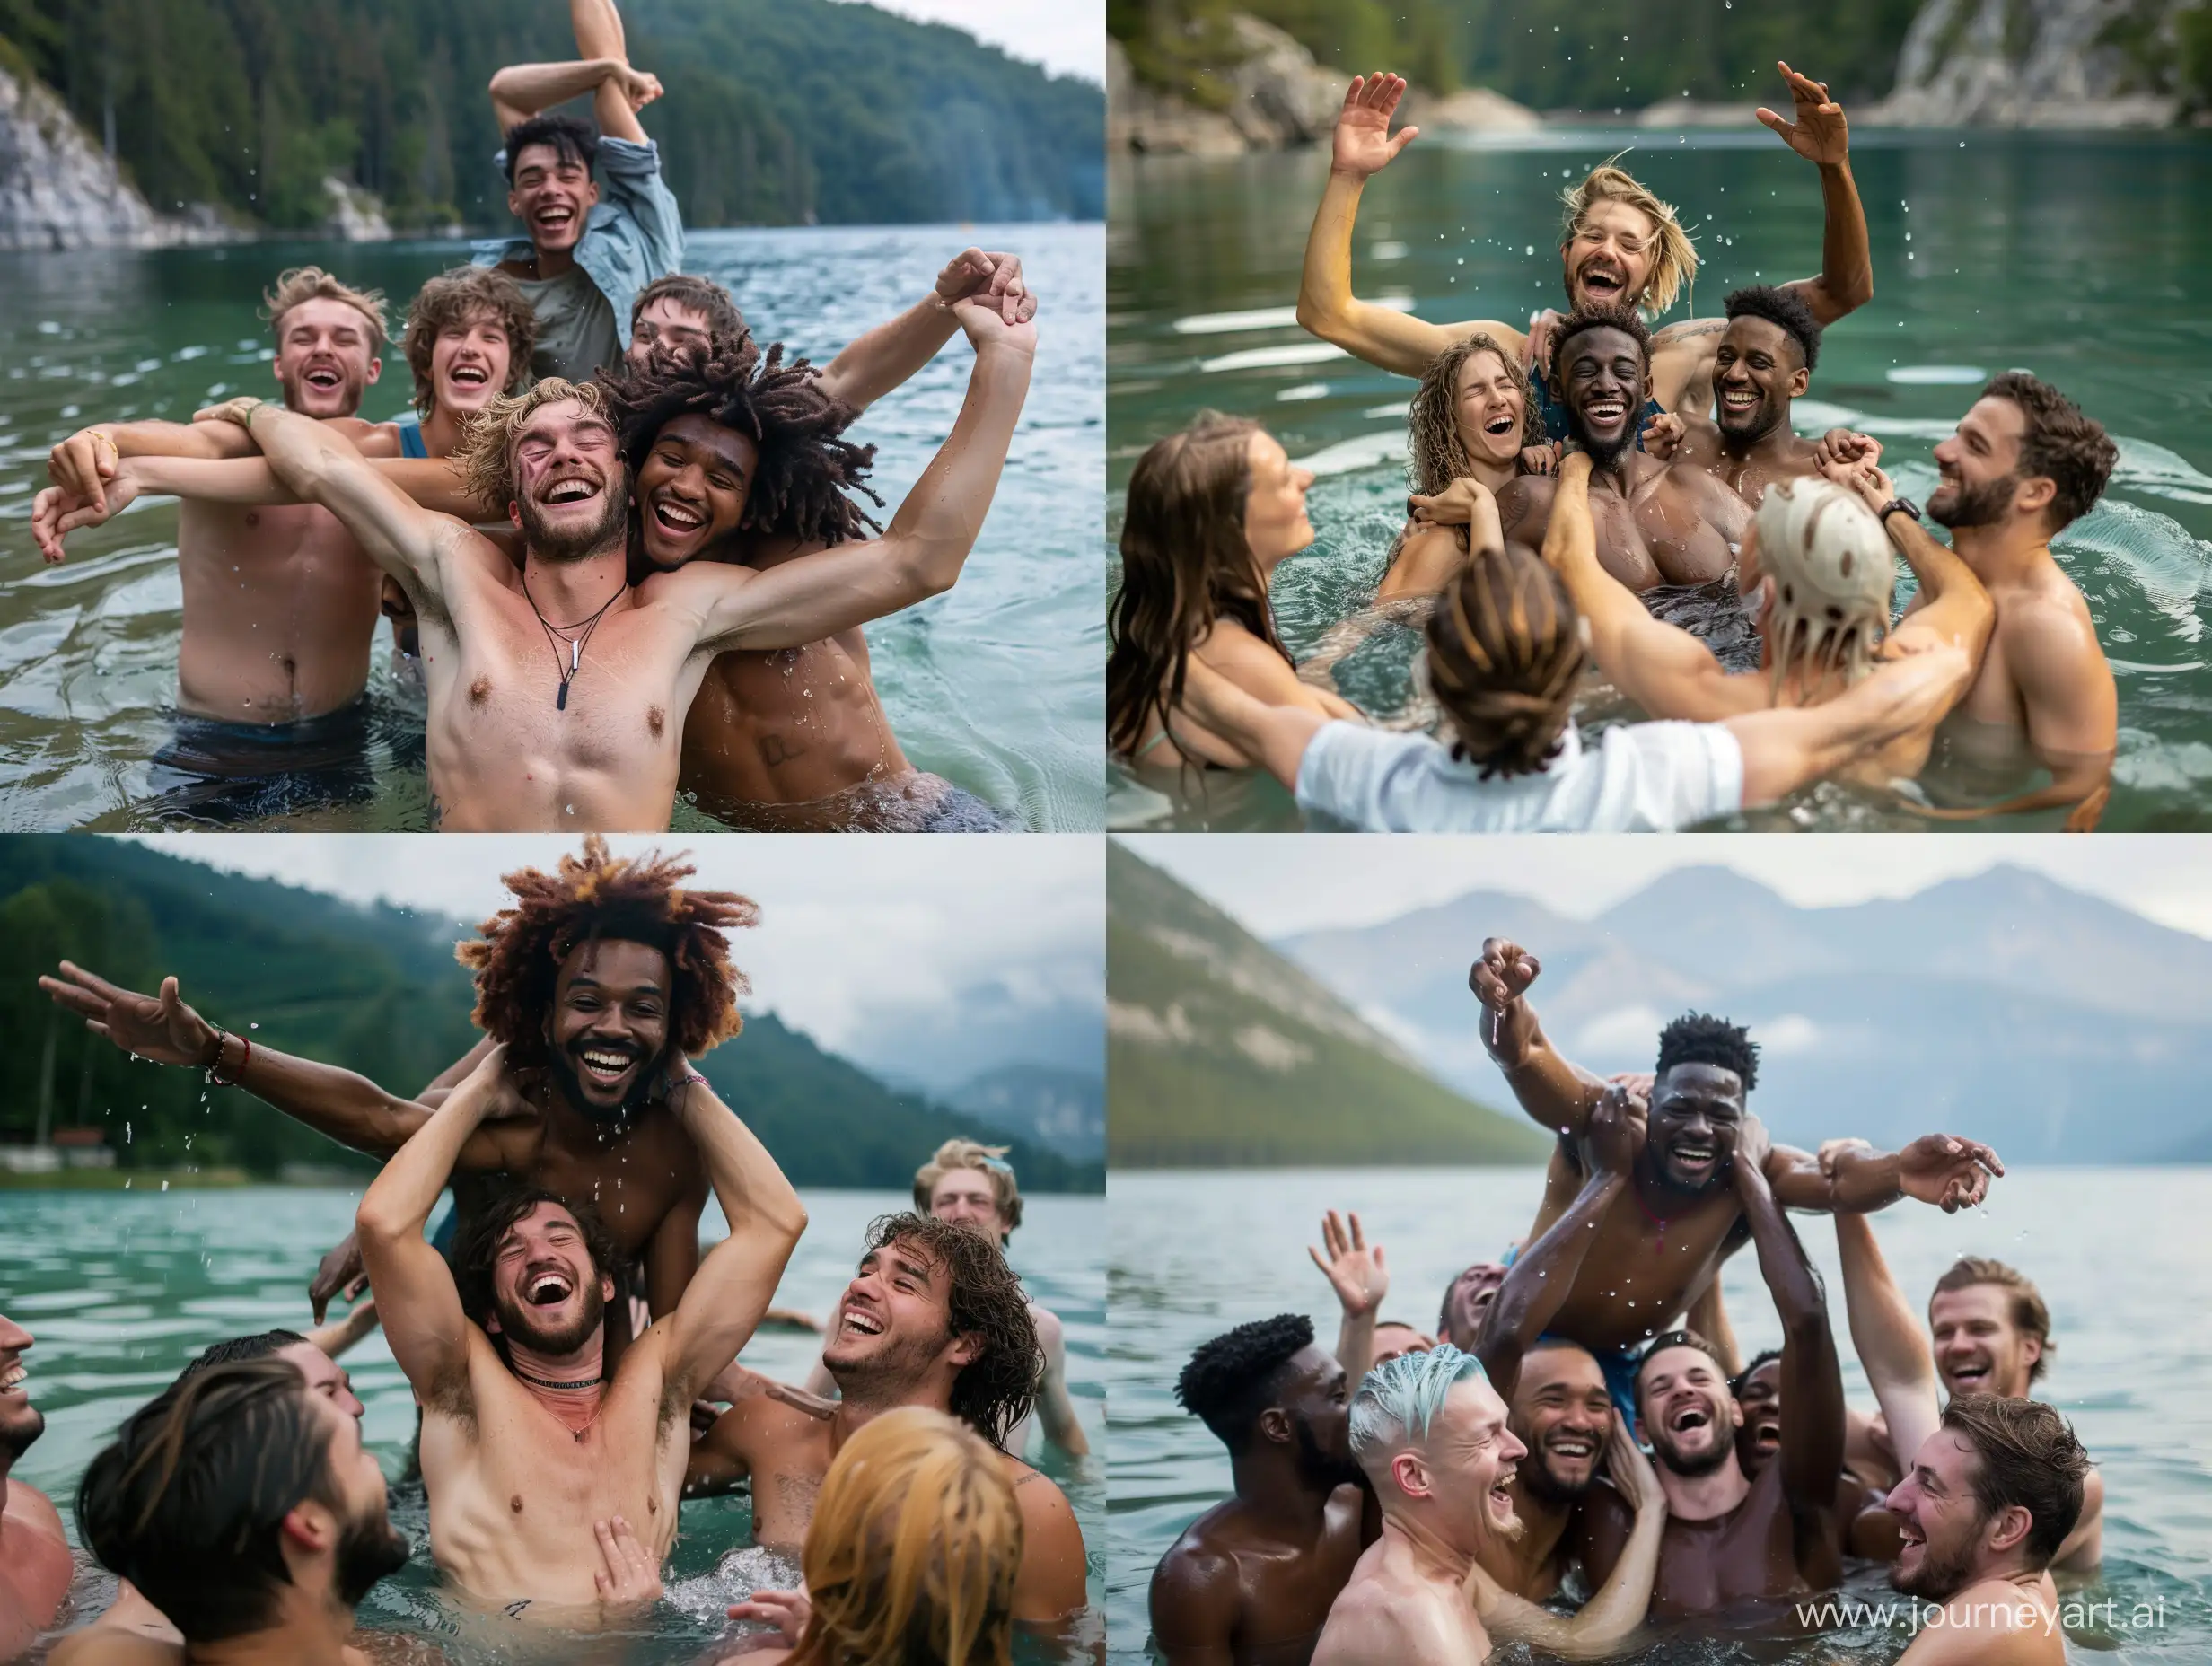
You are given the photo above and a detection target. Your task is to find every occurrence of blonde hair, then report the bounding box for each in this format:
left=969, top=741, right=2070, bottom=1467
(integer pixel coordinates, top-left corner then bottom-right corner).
left=914, top=1140, right=1023, bottom=1235
left=1754, top=477, right=1894, bottom=699
left=1559, top=162, right=1698, bottom=320
left=260, top=266, right=390, bottom=349
left=789, top=1407, right=1023, bottom=1666
left=450, top=377, right=613, bottom=513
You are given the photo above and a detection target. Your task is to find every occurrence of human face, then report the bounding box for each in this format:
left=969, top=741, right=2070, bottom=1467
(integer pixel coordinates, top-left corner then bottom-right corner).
left=1734, top=1358, right=1783, bottom=1476
left=630, top=297, right=716, bottom=363
left=1442, top=1264, right=1506, bottom=1351
left=308, top=1394, right=409, bottom=1607
left=1426, top=1376, right=1526, bottom=1540
left=508, top=142, right=600, bottom=257
left=633, top=414, right=759, bottom=571
left=0, top=1313, right=43, bottom=1461
left=1929, top=398, right=2032, bottom=530
left=1930, top=1285, right=2040, bottom=1400
left=1274, top=1344, right=1360, bottom=1487
left=1511, top=1345, right=1611, bottom=1502
left=1713, top=317, right=1806, bottom=444
left=546, top=937, right=674, bottom=1119
left=1456, top=350, right=1526, bottom=467
left=1371, top=1323, right=1435, bottom=1368
left=1242, top=432, right=1315, bottom=571
left=1637, top=1345, right=1741, bottom=1477
left=510, top=398, right=629, bottom=561
left=277, top=1340, right=364, bottom=1422
left=487, top=1200, right=612, bottom=1357
left=428, top=311, right=514, bottom=420
left=1559, top=327, right=1649, bottom=467
left=823, top=1239, right=970, bottom=1387
left=1648, top=1062, right=1744, bottom=1193
left=1887, top=1430, right=1994, bottom=1601
left=273, top=296, right=381, bottom=419
left=1561, top=199, right=1658, bottom=311
left=929, top=1169, right=1011, bottom=1245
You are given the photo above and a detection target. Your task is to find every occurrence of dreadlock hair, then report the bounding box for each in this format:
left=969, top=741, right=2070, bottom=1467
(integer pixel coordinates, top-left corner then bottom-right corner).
left=857, top=1214, right=1040, bottom=1451
left=1655, top=1012, right=1760, bottom=1091
left=1174, top=1313, right=1317, bottom=1454
left=1423, top=544, right=1588, bottom=778
left=597, top=340, right=882, bottom=548
left=1408, top=334, right=1540, bottom=495
left=1724, top=285, right=1822, bottom=374
left=458, top=835, right=756, bottom=1070
left=1549, top=303, right=1653, bottom=408
left=175, top=1331, right=308, bottom=1386
left=1732, top=1347, right=1784, bottom=1400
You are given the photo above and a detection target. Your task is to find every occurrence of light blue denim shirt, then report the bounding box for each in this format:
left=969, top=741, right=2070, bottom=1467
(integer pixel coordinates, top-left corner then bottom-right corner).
left=471, top=134, right=686, bottom=356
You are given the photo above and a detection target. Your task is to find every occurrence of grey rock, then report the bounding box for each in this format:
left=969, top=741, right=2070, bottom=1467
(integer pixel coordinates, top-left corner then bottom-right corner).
left=1865, top=0, right=2183, bottom=127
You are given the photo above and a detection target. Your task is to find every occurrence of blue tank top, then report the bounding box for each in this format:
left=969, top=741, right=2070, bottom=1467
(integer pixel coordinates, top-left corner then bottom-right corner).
left=392, top=412, right=428, bottom=459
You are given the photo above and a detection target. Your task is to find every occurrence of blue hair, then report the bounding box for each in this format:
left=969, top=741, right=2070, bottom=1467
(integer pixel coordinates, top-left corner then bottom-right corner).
left=1349, top=1344, right=1486, bottom=1460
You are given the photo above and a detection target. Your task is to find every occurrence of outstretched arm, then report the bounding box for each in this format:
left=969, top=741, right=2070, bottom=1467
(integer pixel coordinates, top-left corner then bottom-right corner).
left=1468, top=936, right=1608, bottom=1136
left=1172, top=654, right=1331, bottom=782
left=1831, top=1204, right=1941, bottom=1475
left=1767, top=1131, right=2003, bottom=1214
left=818, top=250, right=1032, bottom=414
left=1720, top=642, right=1978, bottom=806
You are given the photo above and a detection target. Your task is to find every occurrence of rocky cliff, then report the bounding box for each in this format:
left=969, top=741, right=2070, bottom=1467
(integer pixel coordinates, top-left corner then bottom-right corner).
left=1865, top=0, right=2188, bottom=126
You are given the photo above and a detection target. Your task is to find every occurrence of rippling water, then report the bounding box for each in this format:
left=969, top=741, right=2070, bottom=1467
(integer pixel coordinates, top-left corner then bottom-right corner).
left=1105, top=131, right=2212, bottom=830
left=1108, top=1167, right=2212, bottom=1663
left=2, top=1185, right=1104, bottom=1662
left=0, top=221, right=1105, bottom=831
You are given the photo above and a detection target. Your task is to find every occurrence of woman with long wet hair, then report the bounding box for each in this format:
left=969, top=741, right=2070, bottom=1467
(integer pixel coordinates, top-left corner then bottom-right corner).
left=1107, top=411, right=1359, bottom=768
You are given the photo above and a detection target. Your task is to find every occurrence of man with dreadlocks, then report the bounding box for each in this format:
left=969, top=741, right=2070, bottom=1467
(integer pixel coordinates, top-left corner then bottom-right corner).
left=686, top=1213, right=1089, bottom=1627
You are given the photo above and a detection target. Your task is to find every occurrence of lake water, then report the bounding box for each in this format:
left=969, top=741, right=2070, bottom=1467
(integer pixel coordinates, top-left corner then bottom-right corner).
left=1108, top=1167, right=2212, bottom=1663
left=2, top=1184, right=1105, bottom=1663
left=0, top=220, right=1105, bottom=831
left=1104, top=131, right=2212, bottom=831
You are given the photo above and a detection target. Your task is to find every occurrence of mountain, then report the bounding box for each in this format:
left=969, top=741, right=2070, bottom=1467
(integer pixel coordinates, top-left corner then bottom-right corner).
left=1867, top=0, right=2199, bottom=127
left=1272, top=864, right=2212, bottom=1163
left=1108, top=842, right=1550, bottom=1168
left=951, top=1064, right=1107, bottom=1162
left=0, top=837, right=1099, bottom=1192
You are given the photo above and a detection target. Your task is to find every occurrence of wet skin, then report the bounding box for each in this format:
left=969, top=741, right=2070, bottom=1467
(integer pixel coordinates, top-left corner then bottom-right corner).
left=1664, top=316, right=1829, bottom=508
left=1491, top=1343, right=1613, bottom=1601
left=0, top=1314, right=69, bottom=1656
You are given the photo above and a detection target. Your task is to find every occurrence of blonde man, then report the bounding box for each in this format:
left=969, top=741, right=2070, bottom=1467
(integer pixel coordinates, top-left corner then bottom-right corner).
left=1298, top=62, right=1872, bottom=434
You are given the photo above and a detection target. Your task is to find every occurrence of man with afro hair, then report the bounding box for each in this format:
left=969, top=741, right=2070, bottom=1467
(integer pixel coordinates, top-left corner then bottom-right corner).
left=1149, top=1313, right=1373, bottom=1665
left=1461, top=934, right=2004, bottom=1381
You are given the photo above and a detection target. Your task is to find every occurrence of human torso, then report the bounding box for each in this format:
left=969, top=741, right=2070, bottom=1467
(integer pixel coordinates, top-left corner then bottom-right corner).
left=680, top=633, right=914, bottom=820
left=1647, top=1467, right=1813, bottom=1619
left=1313, top=1537, right=1489, bottom=1666
left=504, top=263, right=620, bottom=385
left=1165, top=1486, right=1366, bottom=1666
left=466, top=1086, right=696, bottom=1260
left=1679, top=426, right=1822, bottom=510
left=1521, top=1160, right=1745, bottom=1354
left=0, top=1481, right=71, bottom=1647
left=1955, top=570, right=2107, bottom=739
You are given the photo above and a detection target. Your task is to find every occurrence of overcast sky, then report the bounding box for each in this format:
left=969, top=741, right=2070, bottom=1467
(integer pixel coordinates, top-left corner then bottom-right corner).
left=1119, top=836, right=2212, bottom=941
left=838, top=0, right=1102, bottom=83
left=130, top=835, right=1102, bottom=1060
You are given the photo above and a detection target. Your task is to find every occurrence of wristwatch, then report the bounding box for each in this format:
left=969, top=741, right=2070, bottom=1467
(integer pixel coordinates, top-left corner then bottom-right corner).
left=1877, top=495, right=1921, bottom=525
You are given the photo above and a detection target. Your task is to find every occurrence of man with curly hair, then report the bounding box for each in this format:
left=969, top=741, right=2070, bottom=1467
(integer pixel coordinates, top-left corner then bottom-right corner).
left=686, top=1213, right=1087, bottom=1626
left=1464, top=935, right=2006, bottom=1389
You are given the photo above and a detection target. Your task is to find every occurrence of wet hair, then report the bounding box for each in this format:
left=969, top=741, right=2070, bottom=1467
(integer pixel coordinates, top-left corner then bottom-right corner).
left=1560, top=162, right=1698, bottom=319
left=632, top=274, right=749, bottom=346
left=459, top=835, right=756, bottom=1070
left=790, top=1407, right=1022, bottom=1666
left=452, top=1186, right=620, bottom=1331
left=1732, top=1347, right=1784, bottom=1400
left=863, top=1214, right=1039, bottom=1450
left=261, top=266, right=389, bottom=350
left=1940, top=1392, right=2088, bottom=1565
left=400, top=267, right=537, bottom=416
left=1174, top=1312, right=1316, bottom=1454
left=176, top=1330, right=309, bottom=1385
left=1549, top=303, right=1653, bottom=404
left=1724, top=285, right=1822, bottom=374
left=75, top=1357, right=335, bottom=1643
left=1978, top=372, right=2118, bottom=531
left=1349, top=1345, right=1485, bottom=1460
left=1633, top=1328, right=1730, bottom=1410
left=1930, top=1258, right=2055, bottom=1386
left=503, top=112, right=599, bottom=182
left=1408, top=334, right=1540, bottom=495
left=1106, top=412, right=1291, bottom=759
left=597, top=340, right=883, bottom=547
left=913, top=1139, right=1023, bottom=1235
left=452, top=375, right=616, bottom=515
left=1655, top=1012, right=1759, bottom=1091
left=1424, top=545, right=1588, bottom=778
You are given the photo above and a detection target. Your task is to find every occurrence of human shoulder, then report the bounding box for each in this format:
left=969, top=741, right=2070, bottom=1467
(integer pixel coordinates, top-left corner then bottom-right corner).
left=1316, top=1574, right=1462, bottom=1663
left=331, top=416, right=405, bottom=459
left=1030, top=1301, right=1066, bottom=1349
left=4, top=1477, right=64, bottom=1543
left=1900, top=1583, right=2059, bottom=1663
left=1004, top=1452, right=1078, bottom=1526
left=1497, top=470, right=1558, bottom=533
left=44, top=1633, right=181, bottom=1666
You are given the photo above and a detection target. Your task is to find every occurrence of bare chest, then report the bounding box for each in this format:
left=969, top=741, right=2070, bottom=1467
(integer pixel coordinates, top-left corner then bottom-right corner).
left=680, top=635, right=900, bottom=803
left=1545, top=1184, right=1741, bottom=1349
left=1652, top=1486, right=1804, bottom=1617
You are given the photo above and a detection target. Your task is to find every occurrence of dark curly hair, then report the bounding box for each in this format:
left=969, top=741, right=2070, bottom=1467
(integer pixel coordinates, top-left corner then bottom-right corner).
left=1724, top=285, right=1822, bottom=374
left=503, top=112, right=597, bottom=181
left=597, top=339, right=883, bottom=549
left=458, top=835, right=756, bottom=1070
left=1549, top=303, right=1652, bottom=401
left=858, top=1213, right=1039, bottom=1451
left=452, top=1185, right=621, bottom=1332
left=1174, top=1312, right=1317, bottom=1454
left=175, top=1330, right=308, bottom=1386
left=401, top=266, right=537, bottom=416
left=1731, top=1346, right=1784, bottom=1400
left=1655, top=1012, right=1760, bottom=1091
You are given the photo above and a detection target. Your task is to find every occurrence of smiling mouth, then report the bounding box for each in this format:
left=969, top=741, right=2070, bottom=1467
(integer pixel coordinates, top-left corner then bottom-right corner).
left=450, top=364, right=488, bottom=388
left=1483, top=414, right=1516, bottom=436
left=1720, top=388, right=1761, bottom=412
left=841, top=1308, right=885, bottom=1338
left=543, top=477, right=601, bottom=507
left=1670, top=1406, right=1711, bottom=1435
left=303, top=365, right=343, bottom=391
left=575, top=1044, right=637, bottom=1085
left=527, top=1271, right=574, bottom=1307
left=1488, top=1469, right=1517, bottom=1510
left=1581, top=262, right=1627, bottom=296
left=1546, top=1434, right=1595, bottom=1464
left=1584, top=398, right=1628, bottom=427
left=650, top=494, right=707, bottom=536
left=0, top=1363, right=25, bottom=1393
left=1752, top=1423, right=1782, bottom=1451
left=1947, top=1361, right=1991, bottom=1388
left=535, top=204, right=578, bottom=232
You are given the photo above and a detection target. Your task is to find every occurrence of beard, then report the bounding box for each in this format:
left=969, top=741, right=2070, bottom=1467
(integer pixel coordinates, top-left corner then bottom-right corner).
left=1890, top=1523, right=1981, bottom=1602
left=0, top=1405, right=44, bottom=1461
left=827, top=1322, right=944, bottom=1401
left=492, top=1277, right=606, bottom=1356
left=1517, top=1438, right=1598, bottom=1504
left=1291, top=1415, right=1363, bottom=1490
left=1648, top=1421, right=1736, bottom=1478
left=545, top=1040, right=667, bottom=1127
left=1717, top=393, right=1783, bottom=446
left=334, top=1505, right=413, bottom=1607
left=517, top=477, right=631, bottom=564
left=1930, top=471, right=2017, bottom=530
left=278, top=364, right=367, bottom=416
left=1567, top=403, right=1637, bottom=471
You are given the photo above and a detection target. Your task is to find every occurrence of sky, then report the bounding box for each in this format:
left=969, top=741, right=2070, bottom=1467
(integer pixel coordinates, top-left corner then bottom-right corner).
left=1119, top=835, right=2212, bottom=941
left=837, top=0, right=1103, bottom=83
left=130, top=835, right=1102, bottom=1070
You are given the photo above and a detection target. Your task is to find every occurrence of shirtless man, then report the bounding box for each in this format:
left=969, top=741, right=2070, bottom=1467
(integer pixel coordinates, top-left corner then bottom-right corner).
left=1312, top=1346, right=1666, bottom=1666
left=0, top=1314, right=68, bottom=1663
left=1469, top=940, right=2003, bottom=1376
left=1149, top=1313, right=1368, bottom=1665
left=358, top=1046, right=803, bottom=1609
left=1884, top=1397, right=2086, bottom=1664
left=1298, top=63, right=1871, bottom=428
left=1579, top=1118, right=1852, bottom=1618
left=686, top=1213, right=1088, bottom=1626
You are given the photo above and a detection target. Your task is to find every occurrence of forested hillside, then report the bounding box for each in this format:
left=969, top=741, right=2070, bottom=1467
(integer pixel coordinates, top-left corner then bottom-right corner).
left=0, top=0, right=1102, bottom=232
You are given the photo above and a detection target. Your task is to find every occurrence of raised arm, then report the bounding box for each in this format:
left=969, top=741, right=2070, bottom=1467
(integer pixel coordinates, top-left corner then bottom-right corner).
left=1831, top=1206, right=1941, bottom=1472
left=818, top=250, right=1031, bottom=414
left=1296, top=75, right=1525, bottom=378
left=489, top=0, right=658, bottom=144
left=1733, top=1118, right=1845, bottom=1518
left=1468, top=936, right=1608, bottom=1136
left=1310, top=1210, right=1388, bottom=1382
left=1766, top=1131, right=2003, bottom=1214
left=653, top=1075, right=808, bottom=1403
left=1760, top=63, right=1873, bottom=324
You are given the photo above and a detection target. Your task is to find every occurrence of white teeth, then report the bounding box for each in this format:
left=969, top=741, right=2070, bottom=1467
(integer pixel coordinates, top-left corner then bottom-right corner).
left=843, top=1311, right=883, bottom=1336
left=0, top=1365, right=24, bottom=1391
left=655, top=500, right=704, bottom=528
